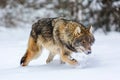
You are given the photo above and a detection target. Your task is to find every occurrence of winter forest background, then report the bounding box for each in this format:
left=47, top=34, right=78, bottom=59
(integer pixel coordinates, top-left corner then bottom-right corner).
left=0, top=0, right=120, bottom=33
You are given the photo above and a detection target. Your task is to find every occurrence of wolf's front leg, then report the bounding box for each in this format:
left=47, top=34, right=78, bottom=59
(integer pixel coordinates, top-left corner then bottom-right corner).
left=60, top=50, right=78, bottom=65
left=46, top=52, right=56, bottom=64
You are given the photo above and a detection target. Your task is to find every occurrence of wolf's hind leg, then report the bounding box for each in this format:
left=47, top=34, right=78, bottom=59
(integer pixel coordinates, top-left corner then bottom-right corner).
left=20, top=37, right=42, bottom=66
left=46, top=53, right=56, bottom=64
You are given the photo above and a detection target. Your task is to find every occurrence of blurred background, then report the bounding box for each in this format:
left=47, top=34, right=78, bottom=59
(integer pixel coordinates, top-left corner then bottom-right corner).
left=0, top=0, right=120, bottom=33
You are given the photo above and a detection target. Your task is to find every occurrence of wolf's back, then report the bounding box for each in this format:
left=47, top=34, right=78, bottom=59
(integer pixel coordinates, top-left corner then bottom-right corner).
left=30, top=18, right=55, bottom=40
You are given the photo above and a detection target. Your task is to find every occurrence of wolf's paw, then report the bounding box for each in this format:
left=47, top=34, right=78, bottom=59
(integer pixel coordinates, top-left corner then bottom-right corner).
left=70, top=59, right=78, bottom=65
left=46, top=59, right=52, bottom=64
left=60, top=60, right=65, bottom=64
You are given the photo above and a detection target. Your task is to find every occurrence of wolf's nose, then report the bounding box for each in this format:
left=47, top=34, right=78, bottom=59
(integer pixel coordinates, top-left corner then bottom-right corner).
left=87, top=50, right=91, bottom=55
left=84, top=50, right=92, bottom=55
left=88, top=51, right=91, bottom=54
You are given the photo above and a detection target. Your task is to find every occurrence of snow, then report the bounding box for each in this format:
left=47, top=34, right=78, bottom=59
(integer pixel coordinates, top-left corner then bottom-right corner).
left=0, top=27, right=120, bottom=80
left=113, top=1, right=120, bottom=7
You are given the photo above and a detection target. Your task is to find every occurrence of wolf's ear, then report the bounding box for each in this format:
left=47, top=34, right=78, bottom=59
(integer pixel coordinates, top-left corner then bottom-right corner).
left=52, top=17, right=63, bottom=26
left=88, top=25, right=93, bottom=33
left=74, top=27, right=81, bottom=34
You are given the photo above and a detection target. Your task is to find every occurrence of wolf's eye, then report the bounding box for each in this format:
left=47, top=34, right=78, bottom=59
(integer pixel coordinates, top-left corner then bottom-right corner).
left=82, top=40, right=85, bottom=44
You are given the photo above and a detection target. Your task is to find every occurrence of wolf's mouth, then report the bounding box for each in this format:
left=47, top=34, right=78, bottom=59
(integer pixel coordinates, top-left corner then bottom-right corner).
left=75, top=46, right=85, bottom=52
left=75, top=47, right=91, bottom=55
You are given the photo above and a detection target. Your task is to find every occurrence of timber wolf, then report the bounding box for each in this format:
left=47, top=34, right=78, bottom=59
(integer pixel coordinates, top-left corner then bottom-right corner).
left=20, top=17, right=95, bottom=66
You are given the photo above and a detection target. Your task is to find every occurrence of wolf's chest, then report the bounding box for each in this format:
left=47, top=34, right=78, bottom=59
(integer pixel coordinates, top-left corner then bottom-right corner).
left=37, top=36, right=61, bottom=54
left=42, top=41, right=61, bottom=54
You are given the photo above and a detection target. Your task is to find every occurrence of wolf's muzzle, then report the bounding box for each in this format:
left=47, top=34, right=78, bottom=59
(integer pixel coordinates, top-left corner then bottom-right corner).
left=85, top=50, right=91, bottom=55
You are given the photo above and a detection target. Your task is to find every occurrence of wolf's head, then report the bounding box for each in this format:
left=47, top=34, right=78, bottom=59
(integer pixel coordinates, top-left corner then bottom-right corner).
left=72, top=25, right=95, bottom=55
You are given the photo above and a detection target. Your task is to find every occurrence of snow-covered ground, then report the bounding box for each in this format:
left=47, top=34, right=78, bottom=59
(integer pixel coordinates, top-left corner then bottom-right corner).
left=0, top=27, right=120, bottom=80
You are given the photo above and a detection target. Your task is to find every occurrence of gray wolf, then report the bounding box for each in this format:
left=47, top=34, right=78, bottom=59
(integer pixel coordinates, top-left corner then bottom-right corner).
left=20, top=17, right=95, bottom=66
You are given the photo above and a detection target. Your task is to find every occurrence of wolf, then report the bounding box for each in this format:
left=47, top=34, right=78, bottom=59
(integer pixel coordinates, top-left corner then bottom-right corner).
left=20, top=17, right=95, bottom=66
